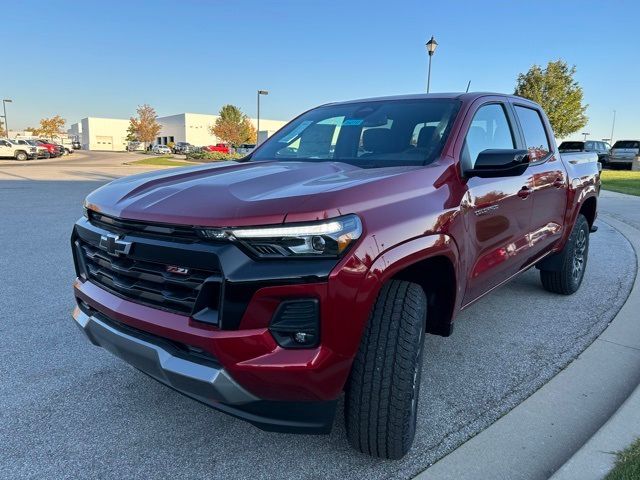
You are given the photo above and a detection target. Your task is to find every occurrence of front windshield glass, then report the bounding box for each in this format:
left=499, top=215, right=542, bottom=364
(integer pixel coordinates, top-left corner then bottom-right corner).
left=251, top=98, right=460, bottom=168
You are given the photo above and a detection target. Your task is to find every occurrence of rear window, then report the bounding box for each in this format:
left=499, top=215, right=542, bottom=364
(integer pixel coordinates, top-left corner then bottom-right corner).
left=613, top=141, right=640, bottom=149
left=559, top=141, right=584, bottom=151
left=514, top=106, right=551, bottom=160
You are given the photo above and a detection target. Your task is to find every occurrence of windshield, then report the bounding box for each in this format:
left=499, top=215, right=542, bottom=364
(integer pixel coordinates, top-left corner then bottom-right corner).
left=559, top=141, right=584, bottom=151
left=613, top=141, right=640, bottom=149
left=251, top=99, right=460, bottom=168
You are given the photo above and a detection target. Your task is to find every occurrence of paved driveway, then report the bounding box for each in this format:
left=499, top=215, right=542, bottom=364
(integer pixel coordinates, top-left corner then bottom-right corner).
left=0, top=155, right=635, bottom=479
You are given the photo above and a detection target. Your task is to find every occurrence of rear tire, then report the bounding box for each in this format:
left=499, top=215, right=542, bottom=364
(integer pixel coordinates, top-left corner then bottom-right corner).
left=540, top=214, right=590, bottom=295
left=345, top=280, right=427, bottom=459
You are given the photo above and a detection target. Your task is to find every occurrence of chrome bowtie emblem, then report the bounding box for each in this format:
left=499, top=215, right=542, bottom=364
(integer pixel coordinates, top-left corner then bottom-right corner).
left=99, top=234, right=132, bottom=257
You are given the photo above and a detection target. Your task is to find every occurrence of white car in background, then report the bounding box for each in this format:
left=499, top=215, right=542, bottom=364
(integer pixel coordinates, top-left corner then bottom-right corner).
left=609, top=140, right=640, bottom=168
left=0, top=138, right=37, bottom=160
left=152, top=144, right=172, bottom=154
left=13, top=139, right=50, bottom=158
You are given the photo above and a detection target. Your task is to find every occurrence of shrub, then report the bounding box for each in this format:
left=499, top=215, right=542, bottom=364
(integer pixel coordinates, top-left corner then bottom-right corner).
left=186, top=150, right=243, bottom=162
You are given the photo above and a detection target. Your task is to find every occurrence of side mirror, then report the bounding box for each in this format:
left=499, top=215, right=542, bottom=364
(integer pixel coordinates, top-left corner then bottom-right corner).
left=466, top=149, right=530, bottom=178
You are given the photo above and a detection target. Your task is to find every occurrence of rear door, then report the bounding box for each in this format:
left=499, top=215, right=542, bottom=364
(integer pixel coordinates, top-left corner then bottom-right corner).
left=459, top=100, right=535, bottom=304
left=511, top=102, right=567, bottom=258
left=0, top=140, right=14, bottom=158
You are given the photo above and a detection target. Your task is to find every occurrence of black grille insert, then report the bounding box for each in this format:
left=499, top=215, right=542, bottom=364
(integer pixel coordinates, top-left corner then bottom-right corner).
left=87, top=211, right=200, bottom=241
left=79, top=241, right=220, bottom=317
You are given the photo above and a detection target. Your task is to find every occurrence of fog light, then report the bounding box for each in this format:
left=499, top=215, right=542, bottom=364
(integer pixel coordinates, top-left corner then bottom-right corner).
left=269, top=299, right=319, bottom=349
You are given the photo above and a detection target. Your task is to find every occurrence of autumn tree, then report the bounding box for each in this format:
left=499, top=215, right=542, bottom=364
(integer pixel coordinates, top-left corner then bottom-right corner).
left=129, top=104, right=161, bottom=148
left=210, top=105, right=256, bottom=147
left=514, top=60, right=588, bottom=138
left=31, top=115, right=66, bottom=139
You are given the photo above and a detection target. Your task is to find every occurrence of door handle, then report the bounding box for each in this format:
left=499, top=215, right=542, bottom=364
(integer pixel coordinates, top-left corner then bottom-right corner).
left=553, top=177, right=565, bottom=188
left=517, top=186, right=531, bottom=199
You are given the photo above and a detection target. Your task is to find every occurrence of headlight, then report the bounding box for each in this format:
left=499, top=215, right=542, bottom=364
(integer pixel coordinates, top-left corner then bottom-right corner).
left=199, top=214, right=362, bottom=258
left=30, top=147, right=37, bottom=152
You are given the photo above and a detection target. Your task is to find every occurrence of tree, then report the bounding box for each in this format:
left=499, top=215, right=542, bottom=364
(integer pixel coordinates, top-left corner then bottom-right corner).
left=210, top=104, right=256, bottom=147
left=125, top=122, right=138, bottom=142
left=32, top=115, right=66, bottom=139
left=514, top=60, right=588, bottom=139
left=129, top=104, right=161, bottom=147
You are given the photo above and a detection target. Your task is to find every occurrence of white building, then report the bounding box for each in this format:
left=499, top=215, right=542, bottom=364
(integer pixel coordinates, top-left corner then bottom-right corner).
left=68, top=113, right=287, bottom=151
left=67, top=117, right=130, bottom=151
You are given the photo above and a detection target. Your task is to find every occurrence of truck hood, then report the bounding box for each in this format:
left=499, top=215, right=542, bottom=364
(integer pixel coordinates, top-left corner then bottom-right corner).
left=85, top=160, right=424, bottom=227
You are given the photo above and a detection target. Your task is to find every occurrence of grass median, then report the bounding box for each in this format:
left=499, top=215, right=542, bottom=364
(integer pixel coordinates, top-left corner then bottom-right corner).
left=601, top=170, right=640, bottom=196
left=126, top=155, right=196, bottom=167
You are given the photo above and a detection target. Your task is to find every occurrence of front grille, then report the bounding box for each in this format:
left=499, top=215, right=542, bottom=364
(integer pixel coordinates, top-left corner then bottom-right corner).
left=87, top=210, right=200, bottom=241
left=78, top=240, right=219, bottom=317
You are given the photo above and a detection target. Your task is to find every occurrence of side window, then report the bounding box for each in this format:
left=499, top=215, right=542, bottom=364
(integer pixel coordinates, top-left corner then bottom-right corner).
left=462, top=103, right=514, bottom=169
left=514, top=105, right=551, bottom=161
left=585, top=141, right=594, bottom=151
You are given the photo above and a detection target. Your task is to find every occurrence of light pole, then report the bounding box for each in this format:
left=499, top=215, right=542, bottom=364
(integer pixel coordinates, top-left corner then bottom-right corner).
left=582, top=132, right=590, bottom=141
left=425, top=36, right=438, bottom=93
left=2, top=99, right=12, bottom=137
left=257, top=90, right=269, bottom=145
left=610, top=110, right=616, bottom=145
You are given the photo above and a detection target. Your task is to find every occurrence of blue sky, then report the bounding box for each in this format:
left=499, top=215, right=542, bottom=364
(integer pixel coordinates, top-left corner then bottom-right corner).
left=2, top=0, right=639, bottom=141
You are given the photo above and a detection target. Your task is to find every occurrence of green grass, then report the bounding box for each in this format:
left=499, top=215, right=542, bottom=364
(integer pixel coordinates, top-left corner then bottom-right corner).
left=601, top=170, right=640, bottom=196
left=606, top=437, right=640, bottom=480
left=127, top=156, right=194, bottom=167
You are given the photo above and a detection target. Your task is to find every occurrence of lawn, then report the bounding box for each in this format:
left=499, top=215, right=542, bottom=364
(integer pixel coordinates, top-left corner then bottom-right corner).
left=601, top=170, right=640, bottom=196
left=606, top=437, right=640, bottom=480
left=127, top=155, right=195, bottom=167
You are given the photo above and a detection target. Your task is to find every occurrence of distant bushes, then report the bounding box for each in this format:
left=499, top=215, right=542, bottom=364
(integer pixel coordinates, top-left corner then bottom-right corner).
left=186, top=150, right=243, bottom=162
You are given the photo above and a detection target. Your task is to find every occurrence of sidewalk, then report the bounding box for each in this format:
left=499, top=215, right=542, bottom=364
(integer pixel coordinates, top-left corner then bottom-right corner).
left=417, top=190, right=640, bottom=480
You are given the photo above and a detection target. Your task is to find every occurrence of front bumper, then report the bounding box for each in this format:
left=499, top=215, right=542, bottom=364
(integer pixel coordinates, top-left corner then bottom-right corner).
left=73, top=304, right=337, bottom=433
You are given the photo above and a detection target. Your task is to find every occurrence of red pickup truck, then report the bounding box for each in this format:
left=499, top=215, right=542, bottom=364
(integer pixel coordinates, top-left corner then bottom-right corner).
left=71, top=93, right=600, bottom=459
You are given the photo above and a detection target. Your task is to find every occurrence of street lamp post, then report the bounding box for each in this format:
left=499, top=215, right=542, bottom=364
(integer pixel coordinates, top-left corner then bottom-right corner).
left=425, top=36, right=438, bottom=93
left=610, top=110, right=616, bottom=145
left=582, top=132, right=590, bottom=141
left=2, top=99, right=12, bottom=137
left=257, top=90, right=269, bottom=145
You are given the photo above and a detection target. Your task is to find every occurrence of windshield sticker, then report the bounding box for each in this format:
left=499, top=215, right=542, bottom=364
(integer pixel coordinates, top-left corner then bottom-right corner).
left=279, top=121, right=313, bottom=143
left=343, top=119, right=364, bottom=126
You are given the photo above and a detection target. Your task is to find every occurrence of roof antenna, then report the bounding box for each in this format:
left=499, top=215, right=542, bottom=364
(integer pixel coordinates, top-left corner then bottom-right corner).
left=465, top=81, right=471, bottom=93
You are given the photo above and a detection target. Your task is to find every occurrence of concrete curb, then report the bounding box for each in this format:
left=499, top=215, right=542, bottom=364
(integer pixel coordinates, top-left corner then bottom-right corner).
left=416, top=211, right=640, bottom=480
left=549, top=214, right=640, bottom=479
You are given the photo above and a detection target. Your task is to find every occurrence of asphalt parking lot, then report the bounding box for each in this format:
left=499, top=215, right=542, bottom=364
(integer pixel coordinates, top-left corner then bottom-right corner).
left=0, top=152, right=635, bottom=479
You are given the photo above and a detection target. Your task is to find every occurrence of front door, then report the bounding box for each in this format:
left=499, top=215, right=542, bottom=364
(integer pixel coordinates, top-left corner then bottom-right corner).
left=459, top=102, right=535, bottom=305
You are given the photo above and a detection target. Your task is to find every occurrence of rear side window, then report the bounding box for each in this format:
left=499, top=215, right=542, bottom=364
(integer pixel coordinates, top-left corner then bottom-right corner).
left=613, top=141, right=640, bottom=149
left=461, top=103, right=515, bottom=170
left=514, top=106, right=551, bottom=160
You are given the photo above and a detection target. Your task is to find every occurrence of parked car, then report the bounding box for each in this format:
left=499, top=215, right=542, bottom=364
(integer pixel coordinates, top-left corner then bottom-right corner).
left=13, top=139, right=50, bottom=158
left=72, top=140, right=81, bottom=150
left=152, top=144, right=172, bottom=154
left=0, top=138, right=37, bottom=160
left=203, top=143, right=230, bottom=154
left=127, top=141, right=143, bottom=152
left=71, top=93, right=600, bottom=459
left=172, top=142, right=193, bottom=154
left=558, top=140, right=610, bottom=166
left=35, top=139, right=63, bottom=157
left=609, top=140, right=640, bottom=169
left=236, top=143, right=256, bottom=156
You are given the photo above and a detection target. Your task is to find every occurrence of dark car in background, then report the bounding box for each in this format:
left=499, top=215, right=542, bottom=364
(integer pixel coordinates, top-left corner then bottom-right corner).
left=559, top=140, right=611, bottom=166
left=172, top=141, right=193, bottom=154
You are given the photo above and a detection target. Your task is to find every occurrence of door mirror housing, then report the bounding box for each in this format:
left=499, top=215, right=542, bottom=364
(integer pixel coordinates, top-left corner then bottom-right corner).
left=465, top=149, right=530, bottom=178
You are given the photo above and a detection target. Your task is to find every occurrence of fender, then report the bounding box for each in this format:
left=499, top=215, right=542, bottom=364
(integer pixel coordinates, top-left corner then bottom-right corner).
left=353, top=233, right=461, bottom=336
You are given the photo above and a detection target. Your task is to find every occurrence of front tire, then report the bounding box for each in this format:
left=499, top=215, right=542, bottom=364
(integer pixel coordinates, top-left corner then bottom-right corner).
left=15, top=151, right=28, bottom=161
left=345, top=280, right=427, bottom=459
left=540, top=214, right=590, bottom=295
